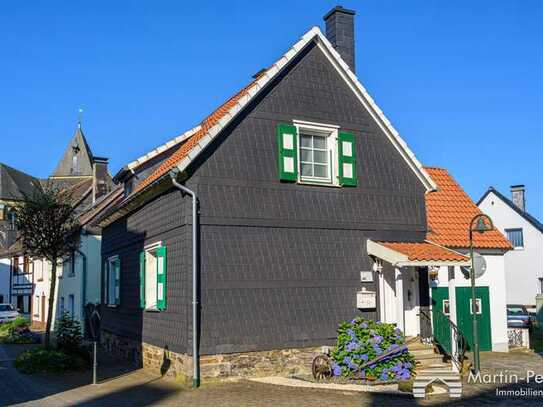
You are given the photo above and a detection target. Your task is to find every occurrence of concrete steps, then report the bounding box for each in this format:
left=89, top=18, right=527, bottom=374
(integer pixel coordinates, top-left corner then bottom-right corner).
left=407, top=337, right=461, bottom=398
left=407, top=337, right=449, bottom=369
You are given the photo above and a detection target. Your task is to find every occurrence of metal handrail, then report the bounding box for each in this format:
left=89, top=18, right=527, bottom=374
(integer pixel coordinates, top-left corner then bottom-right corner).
left=419, top=309, right=467, bottom=372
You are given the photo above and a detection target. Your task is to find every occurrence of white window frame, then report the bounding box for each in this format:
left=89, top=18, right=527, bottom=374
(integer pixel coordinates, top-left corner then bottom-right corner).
left=442, top=299, right=450, bottom=316
left=505, top=228, right=524, bottom=250
left=35, top=260, right=43, bottom=281
left=470, top=298, right=482, bottom=315
left=293, top=120, right=340, bottom=186
left=143, top=242, right=163, bottom=312
left=68, top=294, right=75, bottom=318
left=34, top=296, right=40, bottom=318
left=106, top=255, right=119, bottom=307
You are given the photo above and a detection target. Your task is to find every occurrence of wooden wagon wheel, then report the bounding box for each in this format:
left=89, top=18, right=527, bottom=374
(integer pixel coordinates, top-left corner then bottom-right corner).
left=312, top=354, right=332, bottom=380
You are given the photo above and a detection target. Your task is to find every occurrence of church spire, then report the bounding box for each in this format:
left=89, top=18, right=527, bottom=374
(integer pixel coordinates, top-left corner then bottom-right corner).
left=50, top=114, right=94, bottom=178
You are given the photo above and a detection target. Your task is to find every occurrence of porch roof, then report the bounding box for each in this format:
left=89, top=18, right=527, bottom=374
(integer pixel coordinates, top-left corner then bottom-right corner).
left=367, top=240, right=470, bottom=267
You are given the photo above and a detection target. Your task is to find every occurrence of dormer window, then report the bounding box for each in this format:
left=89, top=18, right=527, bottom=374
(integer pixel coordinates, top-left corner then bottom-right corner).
left=124, top=178, right=134, bottom=197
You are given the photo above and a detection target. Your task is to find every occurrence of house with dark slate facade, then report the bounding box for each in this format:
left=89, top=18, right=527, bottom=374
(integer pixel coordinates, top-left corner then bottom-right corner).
left=96, top=6, right=511, bottom=383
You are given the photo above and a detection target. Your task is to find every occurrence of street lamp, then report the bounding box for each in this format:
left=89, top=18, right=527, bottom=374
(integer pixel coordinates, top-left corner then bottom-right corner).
left=469, top=214, right=494, bottom=374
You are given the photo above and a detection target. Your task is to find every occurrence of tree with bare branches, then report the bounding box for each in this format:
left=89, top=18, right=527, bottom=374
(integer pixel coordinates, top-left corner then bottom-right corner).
left=14, top=185, right=80, bottom=348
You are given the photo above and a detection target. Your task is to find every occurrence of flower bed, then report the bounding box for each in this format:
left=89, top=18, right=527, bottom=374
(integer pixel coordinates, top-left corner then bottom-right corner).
left=0, top=317, right=40, bottom=344
left=330, top=317, right=415, bottom=383
left=14, top=347, right=87, bottom=374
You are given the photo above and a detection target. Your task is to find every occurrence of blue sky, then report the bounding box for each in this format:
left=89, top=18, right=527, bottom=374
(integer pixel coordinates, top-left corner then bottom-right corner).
left=1, top=1, right=542, bottom=217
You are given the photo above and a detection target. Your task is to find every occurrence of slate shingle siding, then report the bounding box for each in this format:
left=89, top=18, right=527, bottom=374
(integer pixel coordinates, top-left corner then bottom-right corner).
left=101, top=189, right=191, bottom=354
left=102, top=41, right=427, bottom=356
left=199, top=225, right=378, bottom=354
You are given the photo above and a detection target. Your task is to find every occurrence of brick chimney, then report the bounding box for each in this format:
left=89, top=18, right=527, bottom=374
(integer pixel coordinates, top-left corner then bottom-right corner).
left=511, top=185, right=526, bottom=212
left=92, top=157, right=110, bottom=203
left=323, top=6, right=356, bottom=72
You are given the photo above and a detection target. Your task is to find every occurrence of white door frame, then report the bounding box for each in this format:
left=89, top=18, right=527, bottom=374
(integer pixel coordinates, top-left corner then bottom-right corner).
left=403, top=267, right=421, bottom=337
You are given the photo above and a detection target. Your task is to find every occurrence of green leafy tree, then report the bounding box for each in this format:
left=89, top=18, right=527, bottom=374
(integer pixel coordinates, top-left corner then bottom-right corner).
left=13, top=185, right=79, bottom=348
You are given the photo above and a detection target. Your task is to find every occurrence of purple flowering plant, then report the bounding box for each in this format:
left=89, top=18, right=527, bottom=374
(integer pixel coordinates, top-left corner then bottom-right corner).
left=330, top=317, right=415, bottom=382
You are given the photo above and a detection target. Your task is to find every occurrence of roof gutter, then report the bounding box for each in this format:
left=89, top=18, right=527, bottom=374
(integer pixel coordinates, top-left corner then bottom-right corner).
left=169, top=169, right=200, bottom=388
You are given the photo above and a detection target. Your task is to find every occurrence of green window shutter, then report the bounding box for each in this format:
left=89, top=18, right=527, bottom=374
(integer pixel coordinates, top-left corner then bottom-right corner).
left=139, top=252, right=146, bottom=309
left=114, top=259, right=121, bottom=305
left=338, top=131, right=357, bottom=186
left=277, top=123, right=298, bottom=181
left=156, top=246, right=167, bottom=311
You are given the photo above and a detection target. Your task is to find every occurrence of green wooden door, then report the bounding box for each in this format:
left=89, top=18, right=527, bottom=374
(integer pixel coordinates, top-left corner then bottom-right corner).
left=431, top=287, right=492, bottom=353
left=455, top=287, right=492, bottom=352
left=431, top=287, right=452, bottom=354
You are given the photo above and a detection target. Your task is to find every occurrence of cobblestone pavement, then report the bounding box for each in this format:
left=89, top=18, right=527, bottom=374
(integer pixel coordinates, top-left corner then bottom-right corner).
left=2, top=345, right=543, bottom=406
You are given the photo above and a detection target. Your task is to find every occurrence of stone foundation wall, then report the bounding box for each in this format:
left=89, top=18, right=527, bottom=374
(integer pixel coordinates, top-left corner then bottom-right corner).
left=102, top=330, right=322, bottom=380
left=199, top=347, right=321, bottom=379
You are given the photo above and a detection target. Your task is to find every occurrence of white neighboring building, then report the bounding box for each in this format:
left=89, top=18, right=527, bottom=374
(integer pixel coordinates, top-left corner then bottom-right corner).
left=0, top=258, right=9, bottom=304
left=31, top=188, right=122, bottom=330
left=368, top=167, right=512, bottom=354
left=478, top=185, right=543, bottom=309
left=32, top=233, right=105, bottom=329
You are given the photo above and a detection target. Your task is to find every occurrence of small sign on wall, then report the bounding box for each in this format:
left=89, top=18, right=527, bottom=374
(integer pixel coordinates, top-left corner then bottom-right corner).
left=360, top=270, right=374, bottom=283
left=357, top=290, right=376, bottom=309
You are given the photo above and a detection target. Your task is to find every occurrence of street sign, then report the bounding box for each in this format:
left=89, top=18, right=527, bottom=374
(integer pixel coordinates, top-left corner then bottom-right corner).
left=85, top=303, right=101, bottom=341
left=85, top=303, right=102, bottom=385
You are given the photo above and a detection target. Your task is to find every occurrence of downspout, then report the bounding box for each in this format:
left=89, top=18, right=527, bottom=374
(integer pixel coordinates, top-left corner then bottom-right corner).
left=169, top=169, right=200, bottom=388
left=75, top=247, right=87, bottom=325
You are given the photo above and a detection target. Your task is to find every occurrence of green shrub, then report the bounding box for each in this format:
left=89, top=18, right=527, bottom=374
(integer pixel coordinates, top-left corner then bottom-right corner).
left=0, top=317, right=39, bottom=344
left=330, top=317, right=415, bottom=382
left=0, top=332, right=40, bottom=344
left=14, top=347, right=87, bottom=374
left=0, top=317, right=31, bottom=335
left=55, top=312, right=83, bottom=353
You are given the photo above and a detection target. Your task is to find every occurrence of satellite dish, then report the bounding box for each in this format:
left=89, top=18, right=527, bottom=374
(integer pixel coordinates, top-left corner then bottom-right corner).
left=460, top=252, right=487, bottom=279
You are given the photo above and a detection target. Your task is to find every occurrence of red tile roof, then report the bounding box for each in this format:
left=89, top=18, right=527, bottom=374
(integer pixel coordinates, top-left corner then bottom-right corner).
left=378, top=241, right=469, bottom=262
left=134, top=75, right=263, bottom=193
left=424, top=167, right=512, bottom=250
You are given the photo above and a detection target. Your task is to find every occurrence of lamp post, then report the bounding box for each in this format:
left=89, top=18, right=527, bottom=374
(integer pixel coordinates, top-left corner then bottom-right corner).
left=468, top=214, right=494, bottom=374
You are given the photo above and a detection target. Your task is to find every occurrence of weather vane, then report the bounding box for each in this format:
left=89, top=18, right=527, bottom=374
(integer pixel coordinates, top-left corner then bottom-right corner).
left=78, top=108, right=83, bottom=129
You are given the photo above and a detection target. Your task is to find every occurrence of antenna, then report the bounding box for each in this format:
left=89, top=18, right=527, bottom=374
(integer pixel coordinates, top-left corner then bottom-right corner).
left=78, top=108, right=83, bottom=129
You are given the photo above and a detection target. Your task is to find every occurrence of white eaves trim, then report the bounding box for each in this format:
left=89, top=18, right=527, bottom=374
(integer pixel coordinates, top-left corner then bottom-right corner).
left=126, top=125, right=202, bottom=171
left=367, top=239, right=408, bottom=265
left=366, top=239, right=471, bottom=267
left=174, top=26, right=437, bottom=192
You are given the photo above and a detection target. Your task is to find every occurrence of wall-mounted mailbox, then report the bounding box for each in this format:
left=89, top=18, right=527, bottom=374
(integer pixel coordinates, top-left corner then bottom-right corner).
left=360, top=270, right=374, bottom=283
left=357, top=290, right=376, bottom=309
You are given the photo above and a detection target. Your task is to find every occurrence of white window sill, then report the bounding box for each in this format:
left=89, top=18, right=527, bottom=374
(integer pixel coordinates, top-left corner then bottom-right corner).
left=298, top=179, right=341, bottom=188
left=106, top=304, right=118, bottom=308
left=144, top=307, right=160, bottom=313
